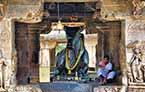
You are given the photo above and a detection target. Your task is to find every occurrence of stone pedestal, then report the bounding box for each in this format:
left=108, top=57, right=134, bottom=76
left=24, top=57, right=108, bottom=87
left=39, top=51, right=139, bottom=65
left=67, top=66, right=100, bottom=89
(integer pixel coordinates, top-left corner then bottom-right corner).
left=39, top=66, right=50, bottom=82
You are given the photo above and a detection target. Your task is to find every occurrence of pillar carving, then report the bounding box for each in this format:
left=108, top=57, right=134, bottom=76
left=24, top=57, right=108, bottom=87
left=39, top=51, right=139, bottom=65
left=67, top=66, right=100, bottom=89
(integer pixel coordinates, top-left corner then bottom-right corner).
left=126, top=18, right=145, bottom=85
left=0, top=18, right=16, bottom=91
left=132, top=0, right=145, bottom=18
left=0, top=50, right=7, bottom=91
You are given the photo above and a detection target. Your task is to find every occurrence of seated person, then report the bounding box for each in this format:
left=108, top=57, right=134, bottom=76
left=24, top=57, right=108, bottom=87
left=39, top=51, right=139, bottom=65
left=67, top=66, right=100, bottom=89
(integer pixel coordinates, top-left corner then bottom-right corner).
left=97, top=55, right=116, bottom=84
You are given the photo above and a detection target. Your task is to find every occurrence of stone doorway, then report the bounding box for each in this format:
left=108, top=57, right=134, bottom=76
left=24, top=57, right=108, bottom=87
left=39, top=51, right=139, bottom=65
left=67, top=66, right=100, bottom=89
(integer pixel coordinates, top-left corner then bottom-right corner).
left=15, top=22, right=40, bottom=84
left=14, top=20, right=125, bottom=85
left=96, top=21, right=122, bottom=70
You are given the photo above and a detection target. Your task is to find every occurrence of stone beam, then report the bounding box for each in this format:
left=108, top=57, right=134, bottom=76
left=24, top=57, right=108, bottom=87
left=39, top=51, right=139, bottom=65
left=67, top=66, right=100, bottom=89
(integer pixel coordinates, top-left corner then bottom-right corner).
left=8, top=0, right=42, bottom=5
left=45, top=0, right=98, bottom=2
left=7, top=5, right=43, bottom=23
left=51, top=22, right=85, bottom=27
left=100, top=0, right=132, bottom=20
left=6, top=0, right=43, bottom=23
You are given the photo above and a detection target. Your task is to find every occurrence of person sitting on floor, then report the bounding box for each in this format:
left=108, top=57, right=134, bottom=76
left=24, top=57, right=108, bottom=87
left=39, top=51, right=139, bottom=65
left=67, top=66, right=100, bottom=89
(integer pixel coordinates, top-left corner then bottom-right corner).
left=97, top=55, right=116, bottom=85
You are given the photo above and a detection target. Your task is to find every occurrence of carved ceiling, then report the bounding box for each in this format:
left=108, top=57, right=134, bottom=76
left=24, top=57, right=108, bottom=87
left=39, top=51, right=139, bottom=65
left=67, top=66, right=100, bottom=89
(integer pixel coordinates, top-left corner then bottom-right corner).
left=43, top=0, right=141, bottom=21
left=3, top=0, right=145, bottom=20
left=43, top=2, right=99, bottom=22
left=41, top=1, right=109, bottom=34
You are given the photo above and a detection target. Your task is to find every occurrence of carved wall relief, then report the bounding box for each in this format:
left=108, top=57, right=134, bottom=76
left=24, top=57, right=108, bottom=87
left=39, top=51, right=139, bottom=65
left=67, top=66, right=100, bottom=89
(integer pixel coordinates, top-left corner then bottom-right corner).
left=7, top=0, right=43, bottom=23
left=18, top=9, right=43, bottom=23
left=94, top=86, right=122, bottom=92
left=127, top=20, right=145, bottom=41
left=0, top=29, right=10, bottom=44
left=127, top=41, right=145, bottom=83
left=132, top=0, right=145, bottom=17
left=9, top=50, right=17, bottom=85
left=0, top=20, right=12, bottom=59
left=0, top=50, right=7, bottom=91
left=0, top=48, right=17, bottom=91
left=128, top=86, right=145, bottom=92
left=126, top=19, right=145, bottom=84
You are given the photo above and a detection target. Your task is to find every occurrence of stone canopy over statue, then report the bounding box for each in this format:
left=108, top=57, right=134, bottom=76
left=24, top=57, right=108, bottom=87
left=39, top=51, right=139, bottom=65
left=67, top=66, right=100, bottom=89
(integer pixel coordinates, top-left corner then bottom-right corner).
left=51, top=26, right=89, bottom=82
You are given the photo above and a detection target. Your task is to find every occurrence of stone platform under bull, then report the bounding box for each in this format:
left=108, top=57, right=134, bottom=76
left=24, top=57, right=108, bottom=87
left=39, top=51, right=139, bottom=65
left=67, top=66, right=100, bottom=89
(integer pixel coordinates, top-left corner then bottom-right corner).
left=39, top=81, right=98, bottom=92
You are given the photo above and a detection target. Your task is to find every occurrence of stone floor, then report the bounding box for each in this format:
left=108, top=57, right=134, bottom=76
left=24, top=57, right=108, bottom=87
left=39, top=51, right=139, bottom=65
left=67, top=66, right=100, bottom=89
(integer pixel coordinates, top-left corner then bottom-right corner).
left=14, top=82, right=145, bottom=92
left=40, top=81, right=94, bottom=92
left=39, top=80, right=122, bottom=92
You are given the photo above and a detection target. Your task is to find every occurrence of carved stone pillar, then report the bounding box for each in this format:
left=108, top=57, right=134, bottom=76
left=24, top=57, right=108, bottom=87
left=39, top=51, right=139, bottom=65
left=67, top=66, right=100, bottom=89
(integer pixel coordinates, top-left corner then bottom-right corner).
left=39, top=35, right=57, bottom=82
left=0, top=18, right=16, bottom=90
left=39, top=36, right=50, bottom=82
left=85, top=34, right=98, bottom=68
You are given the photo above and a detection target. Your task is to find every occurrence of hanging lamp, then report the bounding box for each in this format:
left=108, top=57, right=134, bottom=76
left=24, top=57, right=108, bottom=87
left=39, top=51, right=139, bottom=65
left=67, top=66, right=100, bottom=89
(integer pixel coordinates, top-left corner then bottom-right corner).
left=56, top=3, right=64, bottom=30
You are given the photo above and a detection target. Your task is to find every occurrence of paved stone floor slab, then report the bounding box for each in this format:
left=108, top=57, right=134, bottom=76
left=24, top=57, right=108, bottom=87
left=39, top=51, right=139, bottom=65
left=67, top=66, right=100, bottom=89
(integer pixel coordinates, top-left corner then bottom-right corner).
left=39, top=81, right=96, bottom=92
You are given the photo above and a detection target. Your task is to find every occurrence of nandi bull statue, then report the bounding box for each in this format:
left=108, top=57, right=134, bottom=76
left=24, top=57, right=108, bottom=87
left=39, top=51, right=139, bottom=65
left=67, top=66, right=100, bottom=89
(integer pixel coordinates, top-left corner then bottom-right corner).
left=51, top=26, right=89, bottom=82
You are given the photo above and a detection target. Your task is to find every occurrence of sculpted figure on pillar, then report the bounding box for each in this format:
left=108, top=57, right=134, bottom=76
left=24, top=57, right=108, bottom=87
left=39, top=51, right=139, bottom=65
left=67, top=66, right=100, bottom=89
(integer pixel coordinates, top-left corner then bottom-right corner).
left=127, top=40, right=145, bottom=83
left=9, top=51, right=17, bottom=86
left=0, top=50, right=7, bottom=91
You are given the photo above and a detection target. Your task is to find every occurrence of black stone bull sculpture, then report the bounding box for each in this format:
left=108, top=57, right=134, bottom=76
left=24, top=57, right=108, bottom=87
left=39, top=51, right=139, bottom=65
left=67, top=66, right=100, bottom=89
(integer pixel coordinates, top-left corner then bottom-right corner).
left=52, top=26, right=89, bottom=81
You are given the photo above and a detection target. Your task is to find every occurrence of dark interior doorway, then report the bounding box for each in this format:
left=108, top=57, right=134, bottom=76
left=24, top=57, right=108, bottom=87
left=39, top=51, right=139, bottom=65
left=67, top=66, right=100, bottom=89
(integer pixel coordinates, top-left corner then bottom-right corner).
left=96, top=21, right=122, bottom=70
left=15, top=22, right=40, bottom=84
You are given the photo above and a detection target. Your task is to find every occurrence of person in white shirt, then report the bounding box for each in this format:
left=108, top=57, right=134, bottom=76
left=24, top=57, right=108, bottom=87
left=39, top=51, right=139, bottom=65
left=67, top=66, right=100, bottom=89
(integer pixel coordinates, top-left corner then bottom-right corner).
left=97, top=55, right=116, bottom=84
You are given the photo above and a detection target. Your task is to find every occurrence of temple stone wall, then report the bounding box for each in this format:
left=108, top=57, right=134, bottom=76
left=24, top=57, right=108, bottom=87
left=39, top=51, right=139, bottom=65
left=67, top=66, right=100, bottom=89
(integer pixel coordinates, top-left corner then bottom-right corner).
left=6, top=0, right=43, bottom=23
left=0, top=0, right=43, bottom=91
left=0, top=19, right=16, bottom=90
left=125, top=18, right=145, bottom=85
left=0, top=19, right=13, bottom=59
